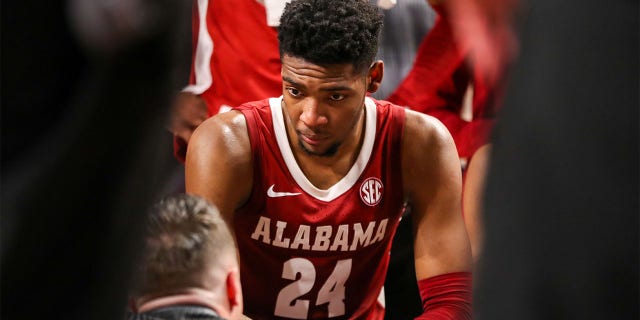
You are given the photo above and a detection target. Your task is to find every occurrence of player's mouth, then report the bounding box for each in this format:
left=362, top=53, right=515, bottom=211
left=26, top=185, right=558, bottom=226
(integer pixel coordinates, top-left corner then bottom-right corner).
left=299, top=132, right=327, bottom=146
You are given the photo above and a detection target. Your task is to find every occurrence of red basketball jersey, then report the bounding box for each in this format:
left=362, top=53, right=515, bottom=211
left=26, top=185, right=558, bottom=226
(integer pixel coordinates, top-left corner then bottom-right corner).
left=184, top=0, right=282, bottom=116
left=234, top=97, right=407, bottom=320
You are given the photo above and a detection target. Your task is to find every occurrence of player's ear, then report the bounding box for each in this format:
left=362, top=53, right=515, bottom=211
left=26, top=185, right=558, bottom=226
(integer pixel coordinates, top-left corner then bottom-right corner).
left=367, top=60, right=384, bottom=93
left=226, top=269, right=242, bottom=309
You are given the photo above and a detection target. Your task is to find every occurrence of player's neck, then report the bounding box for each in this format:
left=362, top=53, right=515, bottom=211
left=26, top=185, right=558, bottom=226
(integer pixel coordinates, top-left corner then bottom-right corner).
left=134, top=287, right=223, bottom=313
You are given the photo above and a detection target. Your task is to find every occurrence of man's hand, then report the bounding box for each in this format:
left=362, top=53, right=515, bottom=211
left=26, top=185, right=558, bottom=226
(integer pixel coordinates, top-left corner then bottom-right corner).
left=169, top=91, right=208, bottom=144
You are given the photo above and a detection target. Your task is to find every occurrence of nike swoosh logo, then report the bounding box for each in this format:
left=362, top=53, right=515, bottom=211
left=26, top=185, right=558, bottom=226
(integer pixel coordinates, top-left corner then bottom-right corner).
left=267, top=184, right=301, bottom=198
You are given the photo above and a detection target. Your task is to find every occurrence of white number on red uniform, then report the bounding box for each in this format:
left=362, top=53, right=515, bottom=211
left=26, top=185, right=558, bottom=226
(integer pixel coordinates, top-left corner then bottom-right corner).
left=274, top=258, right=352, bottom=319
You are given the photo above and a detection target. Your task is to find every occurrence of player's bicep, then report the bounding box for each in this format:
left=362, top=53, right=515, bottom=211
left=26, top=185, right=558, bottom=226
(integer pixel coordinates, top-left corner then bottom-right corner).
left=403, top=111, right=472, bottom=280
left=185, top=112, right=253, bottom=221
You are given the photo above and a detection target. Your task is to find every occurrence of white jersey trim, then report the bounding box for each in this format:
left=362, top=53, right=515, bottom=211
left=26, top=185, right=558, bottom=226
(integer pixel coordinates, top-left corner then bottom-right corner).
left=377, top=286, right=386, bottom=308
left=270, top=96, right=377, bottom=202
left=183, top=0, right=213, bottom=95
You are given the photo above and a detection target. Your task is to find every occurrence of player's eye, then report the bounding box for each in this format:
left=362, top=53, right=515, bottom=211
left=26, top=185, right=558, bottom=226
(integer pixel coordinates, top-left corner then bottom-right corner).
left=286, top=87, right=301, bottom=97
left=329, top=93, right=345, bottom=101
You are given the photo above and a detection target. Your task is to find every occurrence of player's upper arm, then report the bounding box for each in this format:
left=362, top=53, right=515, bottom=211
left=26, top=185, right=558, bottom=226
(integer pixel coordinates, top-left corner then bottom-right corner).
left=185, top=110, right=253, bottom=224
left=402, top=109, right=472, bottom=280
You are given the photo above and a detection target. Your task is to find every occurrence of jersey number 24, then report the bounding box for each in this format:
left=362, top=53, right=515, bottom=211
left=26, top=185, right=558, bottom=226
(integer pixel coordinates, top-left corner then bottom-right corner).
left=275, top=258, right=352, bottom=319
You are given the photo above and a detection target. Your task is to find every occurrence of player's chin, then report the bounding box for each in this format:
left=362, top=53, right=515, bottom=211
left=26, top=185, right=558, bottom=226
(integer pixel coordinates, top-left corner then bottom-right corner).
left=299, top=140, right=339, bottom=158
left=298, top=140, right=321, bottom=155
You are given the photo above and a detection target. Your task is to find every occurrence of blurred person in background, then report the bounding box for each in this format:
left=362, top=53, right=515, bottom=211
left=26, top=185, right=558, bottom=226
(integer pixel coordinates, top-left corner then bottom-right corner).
left=386, top=0, right=515, bottom=264
left=127, top=194, right=244, bottom=320
left=471, top=0, right=639, bottom=319
left=1, top=0, right=189, bottom=319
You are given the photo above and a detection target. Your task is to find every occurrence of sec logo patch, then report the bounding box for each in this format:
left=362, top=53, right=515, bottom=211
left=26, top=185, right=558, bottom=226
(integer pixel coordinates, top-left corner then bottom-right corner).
left=360, top=177, right=383, bottom=206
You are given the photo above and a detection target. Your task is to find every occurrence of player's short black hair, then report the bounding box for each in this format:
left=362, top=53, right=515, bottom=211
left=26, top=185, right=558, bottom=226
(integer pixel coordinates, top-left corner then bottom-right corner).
left=278, top=0, right=383, bottom=74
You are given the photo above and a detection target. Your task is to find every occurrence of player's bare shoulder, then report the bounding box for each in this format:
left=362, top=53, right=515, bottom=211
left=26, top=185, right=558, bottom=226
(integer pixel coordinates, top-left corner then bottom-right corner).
left=403, top=109, right=456, bottom=152
left=185, top=109, right=254, bottom=213
left=192, top=110, right=248, bottom=143
left=188, top=110, right=251, bottom=159
left=401, top=109, right=461, bottom=203
left=186, top=109, right=253, bottom=193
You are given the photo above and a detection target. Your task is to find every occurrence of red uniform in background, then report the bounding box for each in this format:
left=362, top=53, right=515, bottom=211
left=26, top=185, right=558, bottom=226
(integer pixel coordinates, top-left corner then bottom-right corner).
left=175, top=0, right=282, bottom=161
left=184, top=0, right=281, bottom=113
left=387, top=4, right=504, bottom=160
left=234, top=97, right=406, bottom=320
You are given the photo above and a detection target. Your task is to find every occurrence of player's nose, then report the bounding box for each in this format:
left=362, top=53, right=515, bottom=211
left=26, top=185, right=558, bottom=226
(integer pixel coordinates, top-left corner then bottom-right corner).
left=299, top=98, right=328, bottom=127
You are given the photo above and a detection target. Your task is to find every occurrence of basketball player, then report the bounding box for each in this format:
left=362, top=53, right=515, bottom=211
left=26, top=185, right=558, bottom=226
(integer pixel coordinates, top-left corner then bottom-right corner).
left=186, top=0, right=472, bottom=319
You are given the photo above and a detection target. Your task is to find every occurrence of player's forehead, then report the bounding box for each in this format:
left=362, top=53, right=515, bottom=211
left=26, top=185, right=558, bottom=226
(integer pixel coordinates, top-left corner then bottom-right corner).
left=281, top=54, right=361, bottom=87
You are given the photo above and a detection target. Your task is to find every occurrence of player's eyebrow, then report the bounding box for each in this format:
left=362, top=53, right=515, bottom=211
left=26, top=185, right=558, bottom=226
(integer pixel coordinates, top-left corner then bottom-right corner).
left=283, top=76, right=304, bottom=88
left=283, top=76, right=353, bottom=92
left=320, top=85, right=352, bottom=92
